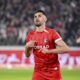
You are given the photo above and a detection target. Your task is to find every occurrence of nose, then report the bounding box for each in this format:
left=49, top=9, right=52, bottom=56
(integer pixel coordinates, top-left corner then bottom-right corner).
left=36, top=18, right=40, bottom=22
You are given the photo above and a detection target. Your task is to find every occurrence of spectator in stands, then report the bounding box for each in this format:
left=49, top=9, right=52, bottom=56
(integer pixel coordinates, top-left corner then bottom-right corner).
left=0, top=0, right=80, bottom=46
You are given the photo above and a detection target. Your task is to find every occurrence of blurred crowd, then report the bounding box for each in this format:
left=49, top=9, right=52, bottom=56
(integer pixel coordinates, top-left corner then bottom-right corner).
left=0, top=0, right=80, bottom=46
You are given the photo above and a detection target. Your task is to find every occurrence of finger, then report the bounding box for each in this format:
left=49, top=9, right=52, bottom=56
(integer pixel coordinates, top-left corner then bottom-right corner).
left=31, top=41, right=37, bottom=44
left=42, top=49, right=46, bottom=54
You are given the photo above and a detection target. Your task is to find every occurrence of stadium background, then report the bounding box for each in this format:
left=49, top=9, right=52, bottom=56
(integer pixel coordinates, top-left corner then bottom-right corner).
left=0, top=0, right=80, bottom=80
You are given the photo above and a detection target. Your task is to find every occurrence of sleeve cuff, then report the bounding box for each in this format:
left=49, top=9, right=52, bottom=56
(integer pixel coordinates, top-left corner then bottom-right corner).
left=55, top=38, right=62, bottom=43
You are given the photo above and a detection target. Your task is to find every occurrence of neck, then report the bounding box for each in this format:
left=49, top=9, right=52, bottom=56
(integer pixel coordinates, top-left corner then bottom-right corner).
left=36, top=24, right=46, bottom=32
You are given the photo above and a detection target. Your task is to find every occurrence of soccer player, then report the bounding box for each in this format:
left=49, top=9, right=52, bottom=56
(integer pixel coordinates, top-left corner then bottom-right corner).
left=25, top=10, right=69, bottom=80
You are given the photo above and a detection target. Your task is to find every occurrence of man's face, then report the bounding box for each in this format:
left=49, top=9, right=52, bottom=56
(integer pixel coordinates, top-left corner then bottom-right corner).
left=34, top=12, right=47, bottom=27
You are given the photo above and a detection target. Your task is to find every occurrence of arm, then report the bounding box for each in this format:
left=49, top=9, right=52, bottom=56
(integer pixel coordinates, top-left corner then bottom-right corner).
left=42, top=39, right=70, bottom=54
left=25, top=41, right=35, bottom=57
left=49, top=39, right=69, bottom=53
left=25, top=45, right=31, bottom=57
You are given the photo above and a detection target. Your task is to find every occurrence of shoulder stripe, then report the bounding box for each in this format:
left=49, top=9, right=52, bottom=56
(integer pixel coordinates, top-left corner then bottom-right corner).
left=55, top=38, right=62, bottom=43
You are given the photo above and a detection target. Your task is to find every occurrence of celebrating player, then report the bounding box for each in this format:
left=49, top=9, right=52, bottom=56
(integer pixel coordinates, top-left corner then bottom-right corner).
left=25, top=10, right=69, bottom=80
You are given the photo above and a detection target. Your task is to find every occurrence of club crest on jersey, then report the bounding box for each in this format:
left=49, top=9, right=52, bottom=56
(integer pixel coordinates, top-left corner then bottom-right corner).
left=44, top=38, right=48, bottom=43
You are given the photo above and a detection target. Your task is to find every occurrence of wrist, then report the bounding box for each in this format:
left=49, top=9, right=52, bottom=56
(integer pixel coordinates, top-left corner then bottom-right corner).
left=25, top=45, right=32, bottom=50
left=48, top=49, right=54, bottom=53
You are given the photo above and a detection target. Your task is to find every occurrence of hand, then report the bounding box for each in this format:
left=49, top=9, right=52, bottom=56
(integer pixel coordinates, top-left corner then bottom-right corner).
left=26, top=40, right=36, bottom=48
left=42, top=47, right=50, bottom=54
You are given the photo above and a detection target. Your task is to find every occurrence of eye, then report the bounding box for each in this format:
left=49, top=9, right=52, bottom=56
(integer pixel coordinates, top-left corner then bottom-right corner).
left=38, top=14, right=41, bottom=17
left=34, top=16, right=37, bottom=18
left=34, top=14, right=42, bottom=18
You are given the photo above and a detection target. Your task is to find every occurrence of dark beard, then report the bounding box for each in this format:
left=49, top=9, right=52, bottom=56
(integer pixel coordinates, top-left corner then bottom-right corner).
left=35, top=24, right=41, bottom=27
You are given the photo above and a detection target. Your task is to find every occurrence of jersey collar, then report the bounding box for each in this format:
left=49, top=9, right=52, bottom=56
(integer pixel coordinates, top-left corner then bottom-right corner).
left=35, top=27, right=48, bottom=33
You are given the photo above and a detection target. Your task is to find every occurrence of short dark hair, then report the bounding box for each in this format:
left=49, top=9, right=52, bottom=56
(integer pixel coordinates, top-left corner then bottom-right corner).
left=34, top=10, right=47, bottom=16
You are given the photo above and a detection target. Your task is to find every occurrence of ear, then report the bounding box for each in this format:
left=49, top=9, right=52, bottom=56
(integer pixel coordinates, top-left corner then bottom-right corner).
left=43, top=15, right=47, bottom=22
left=44, top=16, right=47, bottom=22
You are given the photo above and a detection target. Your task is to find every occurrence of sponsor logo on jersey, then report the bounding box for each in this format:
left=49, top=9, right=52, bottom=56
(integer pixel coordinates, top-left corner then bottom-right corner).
left=34, top=45, right=49, bottom=52
left=34, top=45, right=49, bottom=49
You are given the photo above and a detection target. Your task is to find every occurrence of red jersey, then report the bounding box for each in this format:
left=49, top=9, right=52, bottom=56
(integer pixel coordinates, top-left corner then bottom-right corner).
left=26, top=27, right=62, bottom=80
left=26, top=27, right=62, bottom=70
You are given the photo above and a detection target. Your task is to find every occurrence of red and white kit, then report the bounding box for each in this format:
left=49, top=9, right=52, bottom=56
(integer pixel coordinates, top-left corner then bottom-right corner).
left=26, top=27, right=62, bottom=80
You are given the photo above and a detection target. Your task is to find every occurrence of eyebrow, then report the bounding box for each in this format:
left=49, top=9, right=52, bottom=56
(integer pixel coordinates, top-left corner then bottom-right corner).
left=34, top=13, right=42, bottom=17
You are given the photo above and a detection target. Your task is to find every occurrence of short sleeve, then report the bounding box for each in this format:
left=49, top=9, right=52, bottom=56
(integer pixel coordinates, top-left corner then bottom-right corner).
left=26, top=32, right=31, bottom=43
left=52, top=30, right=62, bottom=43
